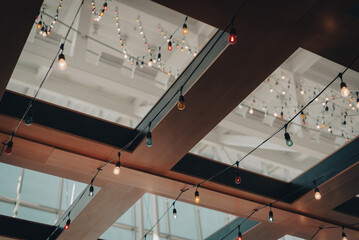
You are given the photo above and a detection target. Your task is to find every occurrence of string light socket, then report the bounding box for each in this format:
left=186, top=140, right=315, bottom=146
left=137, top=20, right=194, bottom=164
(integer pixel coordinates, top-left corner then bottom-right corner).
left=229, top=27, right=237, bottom=45
left=194, top=189, right=200, bottom=204
left=89, top=185, right=94, bottom=197
left=269, top=204, right=274, bottom=223
left=178, top=87, right=185, bottom=110
left=314, top=186, right=321, bottom=200
left=64, top=218, right=71, bottom=230
left=113, top=152, right=121, bottom=175
left=5, top=141, right=13, bottom=155
left=284, top=124, right=293, bottom=147
left=146, top=132, right=153, bottom=147
left=339, top=73, right=350, bottom=97
left=237, top=225, right=242, bottom=240
left=173, top=207, right=177, bottom=219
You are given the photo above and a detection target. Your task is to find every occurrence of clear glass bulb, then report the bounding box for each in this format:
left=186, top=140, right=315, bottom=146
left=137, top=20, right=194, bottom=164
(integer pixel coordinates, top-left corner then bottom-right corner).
left=314, top=189, right=321, bottom=200
left=356, top=101, right=359, bottom=109
left=249, top=107, right=254, bottom=114
left=341, top=86, right=350, bottom=97
left=113, top=166, right=120, bottom=175
left=58, top=58, right=67, bottom=70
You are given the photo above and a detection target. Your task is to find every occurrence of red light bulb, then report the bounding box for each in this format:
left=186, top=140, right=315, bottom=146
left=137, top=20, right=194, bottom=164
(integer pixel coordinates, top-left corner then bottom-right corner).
left=228, top=28, right=237, bottom=45
left=103, top=2, right=108, bottom=10
left=64, top=219, right=71, bottom=230
left=280, top=112, right=284, bottom=119
left=168, top=41, right=172, bottom=51
left=235, top=171, right=241, bottom=184
left=5, top=141, right=13, bottom=155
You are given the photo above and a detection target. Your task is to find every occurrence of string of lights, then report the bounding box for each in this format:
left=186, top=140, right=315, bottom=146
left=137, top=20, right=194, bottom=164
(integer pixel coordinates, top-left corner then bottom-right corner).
left=308, top=223, right=359, bottom=240
left=36, top=0, right=63, bottom=37
left=0, top=0, right=85, bottom=157
left=2, top=0, right=358, bottom=239
left=143, top=23, right=359, bottom=240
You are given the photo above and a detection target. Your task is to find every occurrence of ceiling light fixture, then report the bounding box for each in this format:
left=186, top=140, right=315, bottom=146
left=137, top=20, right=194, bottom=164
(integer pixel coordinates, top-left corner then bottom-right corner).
left=113, top=152, right=121, bottom=175
left=178, top=87, right=185, bottom=110
left=58, top=44, right=67, bottom=71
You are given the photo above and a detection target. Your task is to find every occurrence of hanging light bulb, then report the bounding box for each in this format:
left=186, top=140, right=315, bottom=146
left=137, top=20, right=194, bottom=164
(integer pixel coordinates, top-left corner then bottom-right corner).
left=178, top=88, right=185, bottom=110
left=301, top=111, right=305, bottom=119
left=103, top=2, right=107, bottom=11
left=136, top=16, right=140, bottom=23
left=89, top=185, right=94, bottom=197
left=314, top=187, right=321, bottom=200
left=280, top=111, right=284, bottom=119
left=339, top=73, right=350, bottom=97
left=342, top=227, right=348, bottom=240
left=146, top=132, right=152, bottom=147
left=113, top=152, right=121, bottom=175
left=148, top=58, right=153, bottom=67
left=173, top=207, right=177, bottom=219
left=157, top=47, right=161, bottom=62
left=228, top=27, right=237, bottom=45
left=100, top=9, right=104, bottom=17
left=64, top=219, right=71, bottom=230
left=194, top=189, right=200, bottom=203
left=237, top=225, right=242, bottom=240
left=37, top=21, right=42, bottom=29
left=284, top=124, right=293, bottom=147
left=182, top=23, right=188, bottom=35
left=249, top=107, right=254, bottom=114
left=269, top=204, right=274, bottom=223
left=270, top=87, right=273, bottom=93
left=5, top=141, right=13, bottom=155
left=168, top=41, right=172, bottom=51
left=356, top=92, right=359, bottom=109
left=25, top=109, right=33, bottom=126
left=328, top=126, right=332, bottom=132
left=58, top=53, right=67, bottom=70
left=282, top=90, right=286, bottom=95
left=274, top=111, right=278, bottom=117
left=234, top=170, right=241, bottom=184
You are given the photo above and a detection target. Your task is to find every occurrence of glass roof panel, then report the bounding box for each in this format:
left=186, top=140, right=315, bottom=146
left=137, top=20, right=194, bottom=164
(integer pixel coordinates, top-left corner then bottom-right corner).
left=6, top=0, right=217, bottom=129
left=0, top=162, right=87, bottom=225
left=190, top=48, right=359, bottom=182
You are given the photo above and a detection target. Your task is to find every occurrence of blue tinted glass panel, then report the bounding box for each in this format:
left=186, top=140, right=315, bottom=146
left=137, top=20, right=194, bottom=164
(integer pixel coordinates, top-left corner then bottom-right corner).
left=0, top=162, right=21, bottom=198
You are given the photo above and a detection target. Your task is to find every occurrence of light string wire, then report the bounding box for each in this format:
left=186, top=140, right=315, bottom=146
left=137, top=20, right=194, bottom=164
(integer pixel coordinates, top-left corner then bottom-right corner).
left=218, top=51, right=359, bottom=239
left=143, top=0, right=250, bottom=238
left=0, top=0, right=84, bottom=156
left=308, top=222, right=359, bottom=240
left=144, top=12, right=359, bottom=240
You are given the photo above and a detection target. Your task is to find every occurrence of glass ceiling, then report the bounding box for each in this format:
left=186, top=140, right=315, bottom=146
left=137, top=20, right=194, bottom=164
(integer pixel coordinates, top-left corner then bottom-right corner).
left=0, top=162, right=87, bottom=225
left=6, top=0, right=217, bottom=128
left=190, top=48, right=359, bottom=182
left=279, top=235, right=305, bottom=240
left=100, top=193, right=238, bottom=240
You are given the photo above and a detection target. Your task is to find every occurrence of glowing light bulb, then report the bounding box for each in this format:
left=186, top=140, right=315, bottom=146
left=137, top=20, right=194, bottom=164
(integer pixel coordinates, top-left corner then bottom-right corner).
left=113, top=161, right=121, bottom=175
left=64, top=219, right=71, bottom=230
left=173, top=208, right=177, bottom=219
left=342, top=232, right=348, bottom=240
left=270, top=87, right=273, bottom=93
left=282, top=90, right=286, bottom=95
left=314, top=187, right=321, bottom=200
left=182, top=23, right=188, bottom=35
left=5, top=141, right=13, bottom=155
left=148, top=59, right=153, bottom=67
left=37, top=21, right=42, bottom=29
left=168, top=41, right=172, bottom=51
left=340, top=82, right=350, bottom=97
left=228, top=27, right=236, bottom=44
left=57, top=53, right=67, bottom=70
left=103, top=2, right=107, bottom=10
left=194, top=190, right=200, bottom=203
left=157, top=52, right=161, bottom=62
left=322, top=122, right=325, bottom=128
left=249, top=107, right=254, bottom=114
left=316, top=124, right=320, bottom=129
left=356, top=99, right=359, bottom=109
left=234, top=171, right=241, bottom=184
left=178, top=95, right=185, bottom=110
left=146, top=132, right=152, bottom=147
left=274, top=112, right=278, bottom=117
